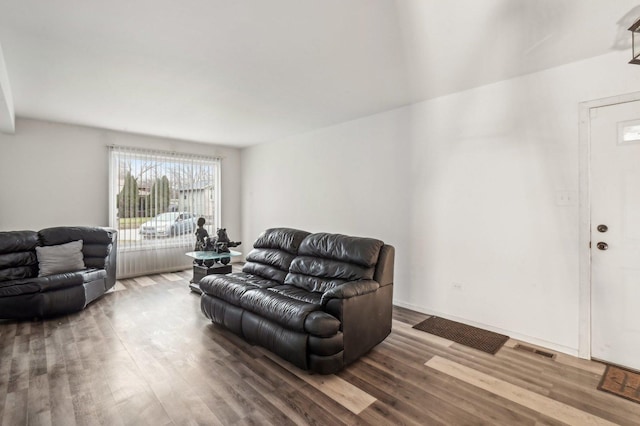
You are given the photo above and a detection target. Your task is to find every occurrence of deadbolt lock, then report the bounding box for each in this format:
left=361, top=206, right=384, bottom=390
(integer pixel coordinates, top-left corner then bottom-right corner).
left=597, top=224, right=608, bottom=233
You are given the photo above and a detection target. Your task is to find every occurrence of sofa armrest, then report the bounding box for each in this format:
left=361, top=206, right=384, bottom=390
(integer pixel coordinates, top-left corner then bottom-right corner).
left=321, top=279, right=380, bottom=305
left=103, top=228, right=118, bottom=290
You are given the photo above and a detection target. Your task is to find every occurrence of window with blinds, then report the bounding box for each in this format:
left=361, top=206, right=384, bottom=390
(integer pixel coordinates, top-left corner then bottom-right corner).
left=108, top=146, right=221, bottom=278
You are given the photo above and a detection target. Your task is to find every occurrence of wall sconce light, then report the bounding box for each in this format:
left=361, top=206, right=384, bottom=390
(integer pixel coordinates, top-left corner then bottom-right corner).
left=629, top=18, right=640, bottom=64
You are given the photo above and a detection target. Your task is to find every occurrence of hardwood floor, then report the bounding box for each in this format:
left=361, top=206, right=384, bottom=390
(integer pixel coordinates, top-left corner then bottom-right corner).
left=1, top=268, right=639, bottom=425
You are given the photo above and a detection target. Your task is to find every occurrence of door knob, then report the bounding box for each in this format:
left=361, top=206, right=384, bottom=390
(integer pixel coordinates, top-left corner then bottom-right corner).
left=597, top=224, right=608, bottom=233
left=597, top=242, right=608, bottom=250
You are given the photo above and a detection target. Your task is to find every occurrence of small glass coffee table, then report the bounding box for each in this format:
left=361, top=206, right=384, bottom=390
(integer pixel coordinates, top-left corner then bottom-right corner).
left=185, top=250, right=242, bottom=293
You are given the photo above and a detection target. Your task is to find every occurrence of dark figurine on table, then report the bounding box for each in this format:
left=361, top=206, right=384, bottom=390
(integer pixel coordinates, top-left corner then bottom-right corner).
left=194, top=219, right=241, bottom=266
left=206, top=228, right=241, bottom=265
left=194, top=217, right=209, bottom=265
left=194, top=217, right=209, bottom=250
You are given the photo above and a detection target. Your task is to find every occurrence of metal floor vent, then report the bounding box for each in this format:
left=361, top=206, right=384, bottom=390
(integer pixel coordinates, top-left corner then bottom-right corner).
left=514, top=344, right=556, bottom=359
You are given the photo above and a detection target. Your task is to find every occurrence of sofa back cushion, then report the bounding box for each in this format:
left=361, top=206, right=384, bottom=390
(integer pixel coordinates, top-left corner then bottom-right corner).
left=243, top=228, right=311, bottom=283
left=0, top=231, right=39, bottom=282
left=39, top=227, right=114, bottom=269
left=285, top=232, right=384, bottom=293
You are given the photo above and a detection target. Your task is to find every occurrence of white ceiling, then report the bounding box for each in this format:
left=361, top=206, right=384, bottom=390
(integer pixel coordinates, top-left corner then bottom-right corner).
left=0, top=0, right=638, bottom=147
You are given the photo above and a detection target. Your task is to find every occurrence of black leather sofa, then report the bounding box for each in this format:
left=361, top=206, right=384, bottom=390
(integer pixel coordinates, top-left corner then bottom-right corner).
left=200, top=228, right=394, bottom=374
left=0, top=226, right=117, bottom=320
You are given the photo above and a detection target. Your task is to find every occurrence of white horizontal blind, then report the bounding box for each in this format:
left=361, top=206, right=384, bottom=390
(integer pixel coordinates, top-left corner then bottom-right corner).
left=108, top=146, right=221, bottom=278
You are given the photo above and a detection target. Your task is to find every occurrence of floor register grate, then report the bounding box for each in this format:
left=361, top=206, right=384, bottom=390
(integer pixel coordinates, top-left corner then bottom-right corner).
left=514, top=343, right=556, bottom=359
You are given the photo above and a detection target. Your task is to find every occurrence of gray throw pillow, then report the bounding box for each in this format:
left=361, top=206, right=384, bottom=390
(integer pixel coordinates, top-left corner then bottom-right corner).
left=36, top=240, right=86, bottom=277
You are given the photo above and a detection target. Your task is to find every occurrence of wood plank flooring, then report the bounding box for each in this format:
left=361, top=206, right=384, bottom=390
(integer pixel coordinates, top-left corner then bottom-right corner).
left=1, top=268, right=639, bottom=425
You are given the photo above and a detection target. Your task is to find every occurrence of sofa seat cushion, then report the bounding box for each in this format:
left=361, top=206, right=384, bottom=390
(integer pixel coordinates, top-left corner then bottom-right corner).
left=199, top=273, right=279, bottom=305
left=267, top=285, right=323, bottom=305
left=238, top=289, right=322, bottom=332
left=0, top=279, right=40, bottom=297
left=81, top=268, right=107, bottom=283
left=223, top=272, right=279, bottom=289
left=200, top=278, right=257, bottom=305
left=0, top=272, right=84, bottom=297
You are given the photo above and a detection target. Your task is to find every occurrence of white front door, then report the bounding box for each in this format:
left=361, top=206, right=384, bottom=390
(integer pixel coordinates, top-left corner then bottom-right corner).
left=590, top=99, right=640, bottom=371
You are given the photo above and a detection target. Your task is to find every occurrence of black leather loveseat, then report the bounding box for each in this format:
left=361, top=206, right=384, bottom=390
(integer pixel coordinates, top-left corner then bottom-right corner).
left=0, top=226, right=117, bottom=320
left=200, top=228, right=394, bottom=374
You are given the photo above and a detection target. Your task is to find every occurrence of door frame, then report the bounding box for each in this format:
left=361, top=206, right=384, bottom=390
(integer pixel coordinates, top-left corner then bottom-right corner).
left=578, top=91, right=640, bottom=359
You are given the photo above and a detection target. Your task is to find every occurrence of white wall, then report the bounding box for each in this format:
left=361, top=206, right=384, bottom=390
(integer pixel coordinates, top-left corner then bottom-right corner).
left=242, top=50, right=640, bottom=355
left=0, top=118, right=241, bottom=240
left=0, top=41, right=14, bottom=133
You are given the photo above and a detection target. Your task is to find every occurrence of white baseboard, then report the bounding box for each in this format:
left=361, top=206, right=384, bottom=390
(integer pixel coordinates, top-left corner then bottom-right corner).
left=393, top=299, right=579, bottom=358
